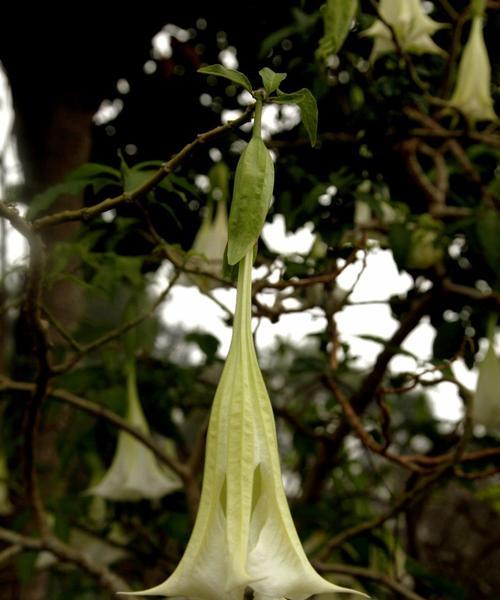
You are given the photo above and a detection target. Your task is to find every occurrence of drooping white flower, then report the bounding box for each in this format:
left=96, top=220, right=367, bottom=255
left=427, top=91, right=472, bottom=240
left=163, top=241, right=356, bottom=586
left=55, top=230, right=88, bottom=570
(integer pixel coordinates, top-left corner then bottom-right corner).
left=123, top=250, right=366, bottom=599
left=474, top=338, right=500, bottom=434
left=362, top=0, right=445, bottom=61
left=187, top=197, right=228, bottom=288
left=448, top=14, right=497, bottom=123
left=183, top=162, right=230, bottom=290
left=88, top=362, right=182, bottom=502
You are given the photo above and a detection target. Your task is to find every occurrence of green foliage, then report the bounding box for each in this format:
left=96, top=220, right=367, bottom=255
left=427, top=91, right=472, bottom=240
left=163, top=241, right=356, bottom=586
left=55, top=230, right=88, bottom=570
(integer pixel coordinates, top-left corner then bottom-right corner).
left=198, top=64, right=253, bottom=93
left=27, top=163, right=120, bottom=219
left=259, top=67, right=287, bottom=95
left=272, top=88, right=318, bottom=146
left=2, top=2, right=500, bottom=599
left=227, top=136, right=274, bottom=264
left=317, top=0, right=358, bottom=60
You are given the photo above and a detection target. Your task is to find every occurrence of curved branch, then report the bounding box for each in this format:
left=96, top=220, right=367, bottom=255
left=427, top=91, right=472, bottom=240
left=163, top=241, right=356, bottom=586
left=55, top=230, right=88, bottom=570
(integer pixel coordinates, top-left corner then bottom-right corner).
left=31, top=107, right=254, bottom=230
left=0, top=376, right=190, bottom=480
left=0, top=527, right=129, bottom=594
left=315, top=561, right=426, bottom=600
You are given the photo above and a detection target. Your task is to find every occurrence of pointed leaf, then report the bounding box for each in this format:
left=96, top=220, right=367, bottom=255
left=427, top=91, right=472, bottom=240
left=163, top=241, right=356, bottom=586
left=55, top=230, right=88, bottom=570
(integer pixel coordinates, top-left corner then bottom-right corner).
left=27, top=163, right=120, bottom=220
left=317, top=0, right=358, bottom=60
left=272, top=89, right=318, bottom=146
left=258, top=67, right=287, bottom=95
left=198, top=64, right=252, bottom=93
left=227, top=138, right=274, bottom=265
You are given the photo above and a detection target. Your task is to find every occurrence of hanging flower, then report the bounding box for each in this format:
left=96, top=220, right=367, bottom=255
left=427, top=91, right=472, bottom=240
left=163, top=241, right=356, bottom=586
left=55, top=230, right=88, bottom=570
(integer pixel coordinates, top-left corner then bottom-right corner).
left=123, top=250, right=366, bottom=599
left=362, top=0, right=445, bottom=61
left=474, top=337, right=500, bottom=435
left=448, top=13, right=497, bottom=123
left=88, top=361, right=182, bottom=502
left=183, top=162, right=230, bottom=291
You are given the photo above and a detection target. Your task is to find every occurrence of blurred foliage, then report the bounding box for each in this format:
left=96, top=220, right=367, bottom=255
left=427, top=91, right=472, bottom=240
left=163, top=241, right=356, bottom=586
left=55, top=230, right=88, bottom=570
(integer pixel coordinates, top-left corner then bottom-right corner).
left=1, top=1, right=500, bottom=599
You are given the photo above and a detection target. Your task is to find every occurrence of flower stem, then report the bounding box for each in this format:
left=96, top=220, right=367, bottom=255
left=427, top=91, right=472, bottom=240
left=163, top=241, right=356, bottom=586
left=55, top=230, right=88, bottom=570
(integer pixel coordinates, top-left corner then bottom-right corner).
left=252, top=97, right=264, bottom=140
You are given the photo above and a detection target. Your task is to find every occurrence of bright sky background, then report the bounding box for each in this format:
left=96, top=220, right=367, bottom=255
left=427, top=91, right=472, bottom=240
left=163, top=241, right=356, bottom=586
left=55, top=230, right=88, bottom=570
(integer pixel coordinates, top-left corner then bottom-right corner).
left=0, top=52, right=483, bottom=426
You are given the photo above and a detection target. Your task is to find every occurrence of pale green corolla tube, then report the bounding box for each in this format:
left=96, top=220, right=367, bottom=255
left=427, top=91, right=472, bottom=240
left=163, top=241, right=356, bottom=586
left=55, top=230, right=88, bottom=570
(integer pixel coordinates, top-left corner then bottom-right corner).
left=187, top=196, right=228, bottom=290
left=88, top=361, right=182, bottom=502
left=448, top=4, right=497, bottom=123
left=362, top=0, right=445, bottom=61
left=124, top=250, right=367, bottom=599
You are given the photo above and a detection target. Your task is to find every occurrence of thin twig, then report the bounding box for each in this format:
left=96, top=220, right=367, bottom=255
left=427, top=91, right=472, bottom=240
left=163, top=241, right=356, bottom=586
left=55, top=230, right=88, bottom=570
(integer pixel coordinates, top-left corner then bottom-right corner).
left=315, top=561, right=426, bottom=600
left=31, top=107, right=254, bottom=230
left=0, top=527, right=129, bottom=594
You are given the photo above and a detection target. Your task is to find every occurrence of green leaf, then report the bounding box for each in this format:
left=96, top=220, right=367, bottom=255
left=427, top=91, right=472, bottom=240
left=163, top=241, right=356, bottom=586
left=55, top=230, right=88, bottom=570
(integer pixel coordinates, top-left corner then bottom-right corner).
left=27, top=163, right=120, bottom=220
left=388, top=223, right=412, bottom=270
left=258, top=9, right=319, bottom=58
left=120, top=154, right=153, bottom=193
left=259, top=67, right=287, bottom=95
left=477, top=207, right=500, bottom=274
left=222, top=243, right=239, bottom=281
left=227, top=138, right=274, bottom=265
left=317, top=0, right=358, bottom=60
left=432, top=321, right=464, bottom=361
left=16, top=552, right=38, bottom=584
left=198, top=64, right=252, bottom=93
left=272, top=88, right=318, bottom=146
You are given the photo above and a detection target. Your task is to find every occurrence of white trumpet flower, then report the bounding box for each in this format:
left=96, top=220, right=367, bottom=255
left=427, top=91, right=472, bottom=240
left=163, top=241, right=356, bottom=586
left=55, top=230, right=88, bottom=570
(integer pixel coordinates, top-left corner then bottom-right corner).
left=124, top=250, right=366, bottom=599
left=362, top=0, right=445, bottom=61
left=186, top=198, right=228, bottom=290
left=448, top=15, right=497, bottom=123
left=183, top=161, right=231, bottom=290
left=474, top=339, right=500, bottom=434
left=88, top=362, right=182, bottom=502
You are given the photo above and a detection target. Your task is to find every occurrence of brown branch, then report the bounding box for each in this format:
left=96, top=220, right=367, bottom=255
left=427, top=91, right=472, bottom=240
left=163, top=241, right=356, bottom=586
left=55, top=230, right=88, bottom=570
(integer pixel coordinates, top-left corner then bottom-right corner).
left=31, top=107, right=254, bottom=230
left=253, top=244, right=361, bottom=293
left=327, top=377, right=430, bottom=473
left=0, top=544, right=22, bottom=565
left=0, top=527, right=129, bottom=594
left=443, top=279, right=500, bottom=310
left=401, top=138, right=444, bottom=207
left=0, top=376, right=190, bottom=480
left=315, top=562, right=426, bottom=600
left=404, top=107, right=497, bottom=206
left=0, top=208, right=54, bottom=535
left=318, top=469, right=443, bottom=557
left=52, top=273, right=179, bottom=374
left=301, top=291, right=435, bottom=504
left=330, top=292, right=435, bottom=453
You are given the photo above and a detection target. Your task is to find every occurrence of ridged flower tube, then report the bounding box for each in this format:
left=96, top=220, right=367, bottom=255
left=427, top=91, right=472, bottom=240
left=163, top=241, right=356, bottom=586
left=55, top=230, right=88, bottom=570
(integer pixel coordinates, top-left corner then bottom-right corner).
left=448, top=13, right=497, bottom=123
left=362, top=0, right=445, bottom=61
left=187, top=196, right=228, bottom=290
left=88, top=361, right=182, bottom=502
left=124, top=250, right=366, bottom=599
left=181, top=162, right=230, bottom=291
